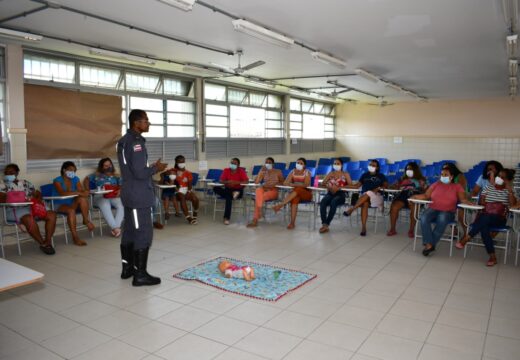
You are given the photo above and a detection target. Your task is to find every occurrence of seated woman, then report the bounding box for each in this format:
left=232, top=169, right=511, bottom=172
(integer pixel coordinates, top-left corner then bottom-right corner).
left=410, top=166, right=470, bottom=256
left=0, top=163, right=57, bottom=255
left=213, top=157, right=249, bottom=225
left=387, top=162, right=427, bottom=237
left=319, top=158, right=352, bottom=233
left=273, top=157, right=312, bottom=230
left=247, top=157, right=284, bottom=228
left=160, top=169, right=181, bottom=220
left=344, top=159, right=388, bottom=236
left=442, top=162, right=469, bottom=237
left=471, top=160, right=504, bottom=197
left=456, top=169, right=517, bottom=266
left=53, top=161, right=94, bottom=246
left=83, top=158, right=124, bottom=237
left=172, top=155, right=199, bottom=224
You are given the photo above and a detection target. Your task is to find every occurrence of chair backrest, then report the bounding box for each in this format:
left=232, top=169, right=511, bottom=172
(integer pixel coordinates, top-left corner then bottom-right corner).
left=40, top=183, right=54, bottom=197
left=350, top=169, right=363, bottom=181
left=374, top=158, right=387, bottom=166
left=252, top=165, right=263, bottom=176
left=316, top=165, right=332, bottom=176
left=288, top=161, right=297, bottom=170
left=388, top=163, right=399, bottom=173
left=318, top=158, right=332, bottom=166
left=191, top=172, right=199, bottom=186
left=282, top=169, right=292, bottom=178
left=273, top=163, right=286, bottom=171
left=206, top=169, right=223, bottom=181
left=347, top=161, right=360, bottom=171
left=306, top=160, right=317, bottom=168
left=379, top=164, right=389, bottom=175
left=359, top=160, right=369, bottom=169
left=306, top=167, right=316, bottom=177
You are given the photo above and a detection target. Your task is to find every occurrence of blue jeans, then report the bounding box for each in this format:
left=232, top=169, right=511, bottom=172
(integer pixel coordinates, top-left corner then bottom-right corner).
left=320, top=192, right=346, bottom=225
left=420, top=208, right=455, bottom=247
left=469, top=213, right=507, bottom=254
left=94, top=196, right=124, bottom=229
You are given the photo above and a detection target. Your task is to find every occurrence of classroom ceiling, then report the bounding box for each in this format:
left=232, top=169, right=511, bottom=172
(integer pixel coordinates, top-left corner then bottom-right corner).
left=0, top=0, right=515, bottom=102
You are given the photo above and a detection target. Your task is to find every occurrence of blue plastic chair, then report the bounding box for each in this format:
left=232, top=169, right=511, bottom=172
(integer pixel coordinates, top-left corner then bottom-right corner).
left=347, top=162, right=360, bottom=172
left=273, top=163, right=286, bottom=171
left=206, top=169, right=223, bottom=182
left=306, top=167, right=316, bottom=177
left=282, top=169, right=292, bottom=178
left=350, top=169, right=363, bottom=182
left=306, top=160, right=317, bottom=168
left=318, top=158, right=332, bottom=166
left=252, top=165, right=263, bottom=176
left=288, top=162, right=297, bottom=170
left=380, top=164, right=389, bottom=175
left=316, top=165, right=332, bottom=177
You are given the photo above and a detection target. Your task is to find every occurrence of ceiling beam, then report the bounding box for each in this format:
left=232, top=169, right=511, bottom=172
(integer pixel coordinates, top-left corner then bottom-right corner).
left=0, top=5, right=49, bottom=24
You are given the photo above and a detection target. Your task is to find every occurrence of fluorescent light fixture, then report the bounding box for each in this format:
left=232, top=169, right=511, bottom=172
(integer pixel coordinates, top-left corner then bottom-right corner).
left=0, top=27, right=42, bottom=41
left=510, top=59, right=518, bottom=77
left=311, top=51, right=347, bottom=68
left=89, top=47, right=155, bottom=65
left=355, top=68, right=381, bottom=83
left=510, top=85, right=517, bottom=96
left=510, top=76, right=518, bottom=87
left=182, top=64, right=225, bottom=77
left=502, top=0, right=519, bottom=32
left=507, top=34, right=518, bottom=56
left=157, top=0, right=196, bottom=11
left=384, top=82, right=403, bottom=92
left=232, top=19, right=294, bottom=48
left=289, top=88, right=310, bottom=96
left=245, top=78, right=276, bottom=88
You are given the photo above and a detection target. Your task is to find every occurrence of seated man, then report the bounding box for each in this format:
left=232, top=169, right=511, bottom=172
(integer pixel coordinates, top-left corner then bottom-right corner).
left=0, top=163, right=57, bottom=254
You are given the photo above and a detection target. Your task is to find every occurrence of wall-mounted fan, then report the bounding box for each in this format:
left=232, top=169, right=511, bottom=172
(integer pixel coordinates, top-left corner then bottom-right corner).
left=211, top=50, right=265, bottom=74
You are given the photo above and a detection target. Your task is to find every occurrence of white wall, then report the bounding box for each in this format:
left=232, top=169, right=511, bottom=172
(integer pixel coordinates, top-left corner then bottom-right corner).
left=335, top=98, right=520, bottom=170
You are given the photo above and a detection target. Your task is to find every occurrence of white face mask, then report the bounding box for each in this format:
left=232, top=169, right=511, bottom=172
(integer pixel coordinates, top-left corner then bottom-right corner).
left=406, top=170, right=414, bottom=178
left=265, top=163, right=273, bottom=170
left=368, top=165, right=376, bottom=173
left=440, top=176, right=451, bottom=184
left=333, top=164, right=341, bottom=171
left=177, top=163, right=186, bottom=169
left=65, top=170, right=75, bottom=179
left=295, top=164, right=304, bottom=171
left=495, top=176, right=505, bottom=186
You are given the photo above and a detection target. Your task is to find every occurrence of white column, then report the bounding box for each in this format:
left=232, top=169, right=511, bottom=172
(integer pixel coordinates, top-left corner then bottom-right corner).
left=5, top=44, right=27, bottom=174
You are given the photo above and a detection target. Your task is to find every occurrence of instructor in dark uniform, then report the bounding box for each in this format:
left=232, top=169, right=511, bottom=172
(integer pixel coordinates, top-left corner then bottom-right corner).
left=117, top=109, right=167, bottom=286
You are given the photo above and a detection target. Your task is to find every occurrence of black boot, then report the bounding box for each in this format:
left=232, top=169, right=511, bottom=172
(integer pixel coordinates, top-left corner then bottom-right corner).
left=120, top=243, right=134, bottom=279
left=132, top=247, right=161, bottom=286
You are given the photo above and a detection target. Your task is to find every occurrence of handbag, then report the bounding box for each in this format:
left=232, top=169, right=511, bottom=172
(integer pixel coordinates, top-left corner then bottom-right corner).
left=103, top=184, right=120, bottom=199
left=30, top=198, right=47, bottom=219
left=6, top=190, right=27, bottom=203
left=483, top=202, right=508, bottom=219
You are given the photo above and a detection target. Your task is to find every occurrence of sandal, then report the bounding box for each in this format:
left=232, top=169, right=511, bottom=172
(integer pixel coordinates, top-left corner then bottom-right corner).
left=39, top=244, right=56, bottom=255
left=319, top=225, right=329, bottom=233
left=360, top=231, right=366, bottom=236
left=455, top=236, right=470, bottom=250
left=273, top=204, right=283, bottom=213
left=486, top=258, right=498, bottom=267
left=386, top=230, right=397, bottom=236
left=186, top=216, right=198, bottom=225
left=287, top=223, right=295, bottom=230
left=343, top=208, right=353, bottom=217
left=84, top=221, right=95, bottom=232
left=111, top=228, right=121, bottom=237
left=73, top=238, right=87, bottom=246
left=247, top=220, right=258, bottom=228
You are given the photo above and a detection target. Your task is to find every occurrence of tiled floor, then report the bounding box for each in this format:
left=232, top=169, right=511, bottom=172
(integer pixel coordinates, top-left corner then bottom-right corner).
left=2, top=210, right=520, bottom=360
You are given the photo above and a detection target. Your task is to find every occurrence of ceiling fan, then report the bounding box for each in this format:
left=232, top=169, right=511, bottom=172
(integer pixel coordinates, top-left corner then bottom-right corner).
left=368, top=97, right=395, bottom=107
left=211, top=50, right=265, bottom=74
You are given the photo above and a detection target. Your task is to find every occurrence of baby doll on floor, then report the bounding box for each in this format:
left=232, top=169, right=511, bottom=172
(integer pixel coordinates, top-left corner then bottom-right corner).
left=218, top=260, right=255, bottom=281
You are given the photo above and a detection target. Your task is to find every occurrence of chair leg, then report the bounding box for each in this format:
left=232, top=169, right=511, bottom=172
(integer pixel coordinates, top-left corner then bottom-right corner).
left=515, top=233, right=520, bottom=266
left=504, top=232, right=509, bottom=265
left=15, top=226, right=21, bottom=256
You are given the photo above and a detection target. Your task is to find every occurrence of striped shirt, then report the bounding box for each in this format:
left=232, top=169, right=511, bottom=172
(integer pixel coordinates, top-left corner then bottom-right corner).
left=482, top=184, right=510, bottom=205
left=259, top=169, right=284, bottom=188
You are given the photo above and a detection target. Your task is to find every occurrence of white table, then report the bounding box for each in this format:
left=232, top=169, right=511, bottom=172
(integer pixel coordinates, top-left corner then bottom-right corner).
left=340, top=187, right=361, bottom=193
left=42, top=195, right=78, bottom=211
left=510, top=208, right=520, bottom=265
left=241, top=183, right=261, bottom=187
left=155, top=184, right=176, bottom=189
left=383, top=189, right=401, bottom=194
left=0, top=258, right=44, bottom=292
left=408, top=199, right=432, bottom=251
left=89, top=189, right=113, bottom=195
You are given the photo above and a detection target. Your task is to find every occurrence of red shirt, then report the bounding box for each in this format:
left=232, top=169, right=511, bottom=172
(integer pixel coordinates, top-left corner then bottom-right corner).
left=220, top=168, right=249, bottom=190
left=175, top=170, right=193, bottom=188
left=429, top=181, right=464, bottom=212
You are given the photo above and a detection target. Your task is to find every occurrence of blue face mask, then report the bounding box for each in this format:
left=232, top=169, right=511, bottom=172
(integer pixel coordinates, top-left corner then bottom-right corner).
left=65, top=170, right=75, bottom=179
left=440, top=176, right=451, bottom=184
left=229, top=163, right=237, bottom=170
left=3, top=175, right=15, bottom=183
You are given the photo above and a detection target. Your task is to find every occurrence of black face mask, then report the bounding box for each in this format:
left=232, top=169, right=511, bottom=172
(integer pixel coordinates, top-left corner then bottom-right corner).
left=105, top=167, right=114, bottom=173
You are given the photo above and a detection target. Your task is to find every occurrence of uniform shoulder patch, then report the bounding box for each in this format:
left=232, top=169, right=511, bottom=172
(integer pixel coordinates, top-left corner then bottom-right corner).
left=133, top=144, right=143, bottom=152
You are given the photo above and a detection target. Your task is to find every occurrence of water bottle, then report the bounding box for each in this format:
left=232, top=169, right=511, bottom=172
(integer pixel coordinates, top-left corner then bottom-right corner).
left=313, top=177, right=320, bottom=188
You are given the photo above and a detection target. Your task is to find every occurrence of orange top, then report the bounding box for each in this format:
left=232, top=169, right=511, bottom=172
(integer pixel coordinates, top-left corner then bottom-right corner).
left=175, top=169, right=193, bottom=188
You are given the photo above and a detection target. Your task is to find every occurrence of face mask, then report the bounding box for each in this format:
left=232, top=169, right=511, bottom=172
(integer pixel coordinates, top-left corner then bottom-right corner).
left=440, top=176, right=451, bottom=184
left=406, top=170, right=414, bottom=178
left=295, top=164, right=304, bottom=171
left=105, top=166, right=114, bottom=173
left=65, top=171, right=75, bottom=179
left=333, top=165, right=341, bottom=171
left=177, top=163, right=186, bottom=169
left=265, top=163, right=273, bottom=170
left=368, top=165, right=376, bottom=173
left=495, top=176, right=505, bottom=186
left=229, top=163, right=237, bottom=170
left=3, top=175, right=15, bottom=183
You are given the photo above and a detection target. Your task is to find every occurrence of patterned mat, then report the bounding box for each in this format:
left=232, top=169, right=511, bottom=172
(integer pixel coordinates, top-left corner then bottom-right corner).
left=173, top=257, right=317, bottom=301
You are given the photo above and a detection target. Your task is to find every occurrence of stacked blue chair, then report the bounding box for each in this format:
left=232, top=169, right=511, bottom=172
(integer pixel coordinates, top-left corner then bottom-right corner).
left=288, top=162, right=297, bottom=170
left=388, top=163, right=400, bottom=174
left=359, top=160, right=369, bottom=169
left=306, top=160, right=317, bottom=168
left=318, top=158, right=332, bottom=166
left=282, top=169, right=292, bottom=178
left=347, top=161, right=360, bottom=172
left=316, top=165, right=332, bottom=177
left=380, top=164, right=390, bottom=175
left=274, top=163, right=286, bottom=171
left=307, top=167, right=317, bottom=177
left=252, top=165, right=263, bottom=176
left=350, top=169, right=363, bottom=181
left=375, top=158, right=388, bottom=166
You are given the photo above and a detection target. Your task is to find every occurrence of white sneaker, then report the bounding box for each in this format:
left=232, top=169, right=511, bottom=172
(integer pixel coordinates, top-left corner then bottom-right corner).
left=224, top=219, right=230, bottom=225
left=232, top=191, right=240, bottom=200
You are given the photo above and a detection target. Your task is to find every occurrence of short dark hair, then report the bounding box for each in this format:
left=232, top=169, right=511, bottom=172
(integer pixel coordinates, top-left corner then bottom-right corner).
left=266, top=157, right=275, bottom=163
left=60, top=161, right=76, bottom=175
left=97, top=158, right=114, bottom=173
left=4, top=163, right=20, bottom=175
left=442, top=162, right=461, bottom=179
left=369, top=159, right=380, bottom=173
left=482, top=160, right=504, bottom=180
left=297, top=157, right=306, bottom=165
left=402, top=162, right=425, bottom=181
left=334, top=158, right=344, bottom=166
left=129, top=109, right=147, bottom=127
left=231, top=157, right=240, bottom=166
left=502, top=168, right=516, bottom=181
